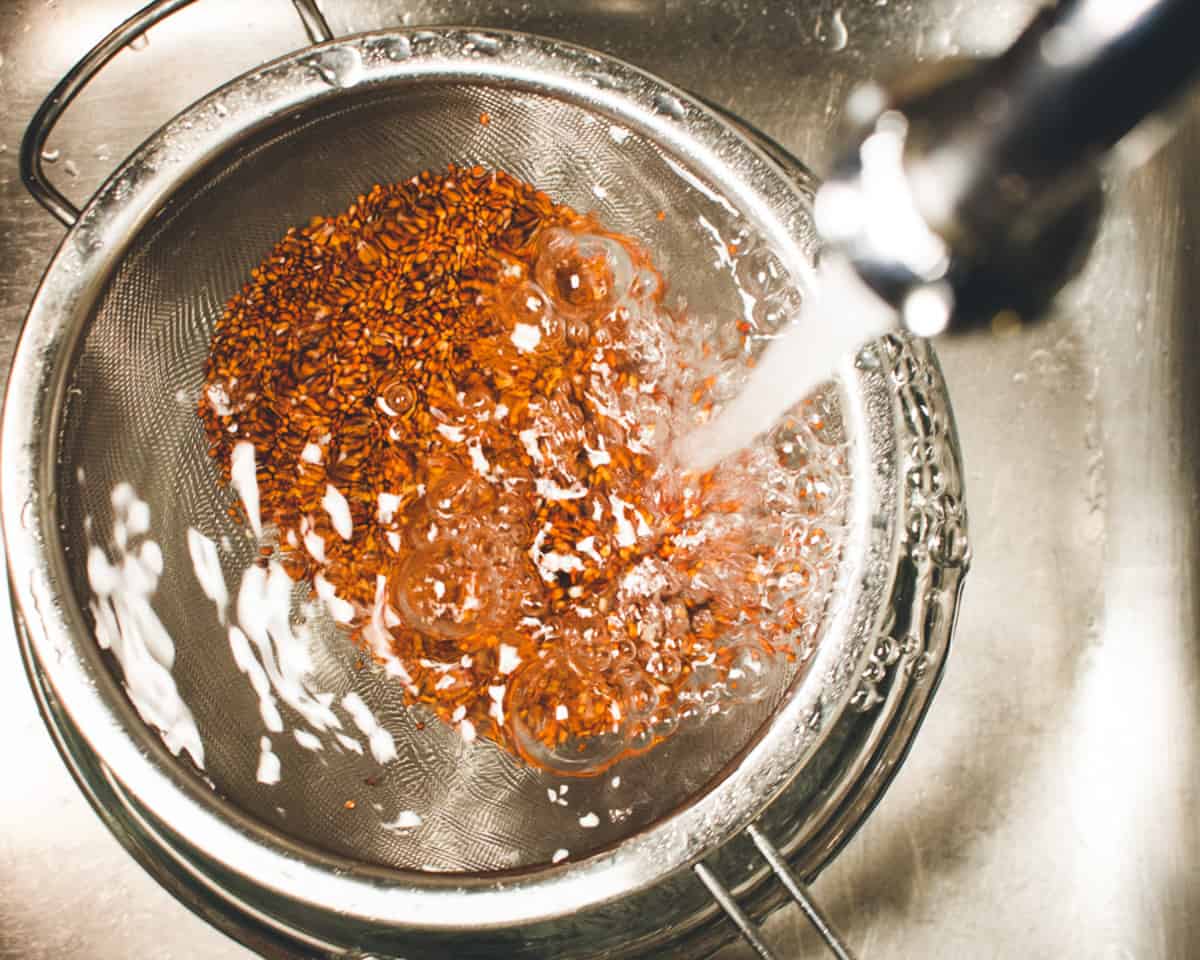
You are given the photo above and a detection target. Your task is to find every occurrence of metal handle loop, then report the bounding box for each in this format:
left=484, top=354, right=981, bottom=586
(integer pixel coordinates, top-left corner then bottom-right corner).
left=19, top=0, right=333, bottom=227
left=696, top=825, right=857, bottom=960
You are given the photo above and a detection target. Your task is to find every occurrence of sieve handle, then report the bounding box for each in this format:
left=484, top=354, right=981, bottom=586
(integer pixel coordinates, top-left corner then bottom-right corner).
left=20, top=0, right=334, bottom=228
left=695, top=828, right=857, bottom=960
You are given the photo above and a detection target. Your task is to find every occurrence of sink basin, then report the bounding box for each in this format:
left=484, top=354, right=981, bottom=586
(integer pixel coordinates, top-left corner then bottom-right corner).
left=1, top=1, right=1196, bottom=957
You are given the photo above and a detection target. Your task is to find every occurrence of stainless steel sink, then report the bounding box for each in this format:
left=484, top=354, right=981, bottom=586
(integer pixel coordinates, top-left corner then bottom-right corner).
left=1, top=1, right=1197, bottom=957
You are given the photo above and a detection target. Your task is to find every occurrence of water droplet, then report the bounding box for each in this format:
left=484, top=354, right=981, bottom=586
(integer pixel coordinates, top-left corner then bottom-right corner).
left=796, top=463, right=843, bottom=514
left=74, top=225, right=102, bottom=255
left=734, top=247, right=785, bottom=299
left=582, top=70, right=619, bottom=89
left=464, top=32, right=501, bottom=55
left=378, top=375, right=417, bottom=417
left=128, top=32, right=149, bottom=51
left=380, top=36, right=412, bottom=61
left=94, top=143, right=110, bottom=160
left=829, top=9, right=849, bottom=50
left=849, top=682, right=883, bottom=712
left=41, top=148, right=60, bottom=163
left=653, top=92, right=686, bottom=120
left=310, top=47, right=363, bottom=88
left=214, top=102, right=229, bottom=118
left=508, top=659, right=630, bottom=775
left=723, top=643, right=775, bottom=702
left=63, top=159, right=79, bottom=178
left=0, top=144, right=7, bottom=154
left=862, top=657, right=886, bottom=684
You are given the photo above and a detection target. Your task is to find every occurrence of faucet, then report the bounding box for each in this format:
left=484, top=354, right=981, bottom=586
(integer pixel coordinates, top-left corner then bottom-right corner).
left=815, top=0, right=1200, bottom=337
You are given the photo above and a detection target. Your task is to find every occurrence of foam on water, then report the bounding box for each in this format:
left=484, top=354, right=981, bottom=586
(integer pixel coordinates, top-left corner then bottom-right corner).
left=677, top=256, right=896, bottom=471
left=87, top=487, right=204, bottom=768
left=383, top=810, right=423, bottom=831
left=322, top=483, right=354, bottom=540
left=257, top=736, right=281, bottom=784
left=81, top=455, right=409, bottom=784
left=230, top=441, right=261, bottom=538
left=343, top=691, right=399, bottom=765
left=186, top=527, right=227, bottom=622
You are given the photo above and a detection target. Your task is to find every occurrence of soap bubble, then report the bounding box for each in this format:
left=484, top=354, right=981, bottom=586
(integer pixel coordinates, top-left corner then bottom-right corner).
left=500, top=280, right=564, bottom=348
left=393, top=539, right=491, bottom=640
left=615, top=664, right=659, bottom=720
left=461, top=378, right=496, bottom=418
left=491, top=489, right=536, bottom=542
left=795, top=462, right=842, bottom=515
left=507, top=656, right=630, bottom=774
left=722, top=641, right=776, bottom=703
left=535, top=227, right=633, bottom=321
left=425, top=459, right=494, bottom=519
left=563, top=619, right=618, bottom=673
left=479, top=539, right=546, bottom=622
left=377, top=375, right=417, bottom=417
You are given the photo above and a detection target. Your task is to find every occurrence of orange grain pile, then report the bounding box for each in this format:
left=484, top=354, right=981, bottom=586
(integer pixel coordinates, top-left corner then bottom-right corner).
left=201, top=166, right=815, bottom=775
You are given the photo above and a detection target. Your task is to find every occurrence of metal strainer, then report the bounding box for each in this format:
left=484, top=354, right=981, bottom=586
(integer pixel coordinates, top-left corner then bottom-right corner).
left=6, top=2, right=968, bottom=957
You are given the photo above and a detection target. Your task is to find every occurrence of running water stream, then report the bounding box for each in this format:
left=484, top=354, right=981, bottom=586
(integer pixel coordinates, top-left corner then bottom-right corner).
left=676, top=255, right=899, bottom=471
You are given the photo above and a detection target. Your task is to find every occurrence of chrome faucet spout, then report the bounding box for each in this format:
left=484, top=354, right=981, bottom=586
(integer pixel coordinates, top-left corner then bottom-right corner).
left=817, top=0, right=1200, bottom=335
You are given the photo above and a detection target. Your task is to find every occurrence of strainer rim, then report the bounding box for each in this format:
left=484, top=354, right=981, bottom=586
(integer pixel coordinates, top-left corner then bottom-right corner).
left=3, top=26, right=891, bottom=932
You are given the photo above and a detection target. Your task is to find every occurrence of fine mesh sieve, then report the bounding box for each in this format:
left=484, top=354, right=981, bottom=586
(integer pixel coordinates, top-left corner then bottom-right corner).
left=7, top=9, right=968, bottom=959
left=60, top=77, right=844, bottom=872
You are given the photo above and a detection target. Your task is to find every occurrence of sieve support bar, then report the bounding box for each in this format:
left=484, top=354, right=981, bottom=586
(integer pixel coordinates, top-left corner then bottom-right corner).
left=694, top=863, right=777, bottom=960
left=747, top=826, right=856, bottom=960
left=20, top=0, right=333, bottom=228
left=696, top=827, right=858, bottom=960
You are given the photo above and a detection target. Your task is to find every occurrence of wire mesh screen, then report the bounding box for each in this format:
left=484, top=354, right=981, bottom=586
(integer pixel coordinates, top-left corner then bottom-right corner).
left=57, top=81, right=848, bottom=872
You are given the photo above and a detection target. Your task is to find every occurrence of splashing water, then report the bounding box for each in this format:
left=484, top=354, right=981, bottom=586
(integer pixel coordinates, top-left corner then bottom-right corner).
left=677, top=256, right=897, bottom=471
